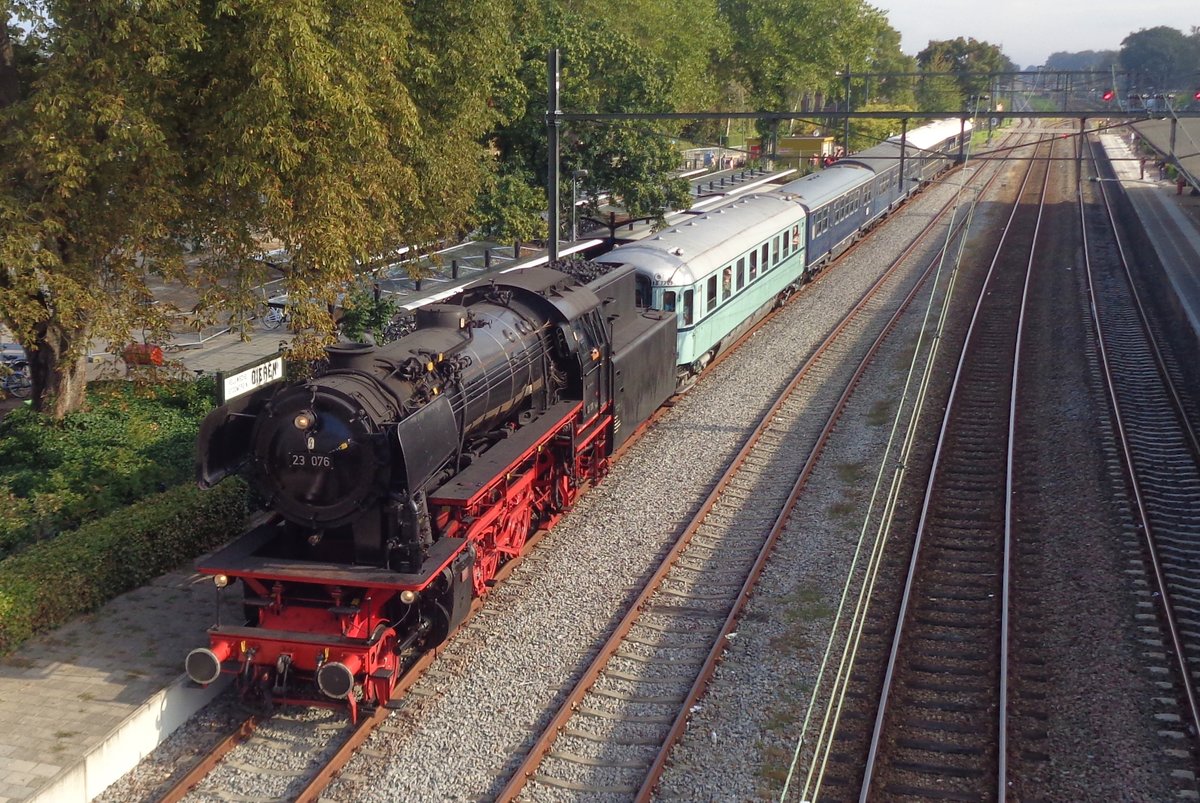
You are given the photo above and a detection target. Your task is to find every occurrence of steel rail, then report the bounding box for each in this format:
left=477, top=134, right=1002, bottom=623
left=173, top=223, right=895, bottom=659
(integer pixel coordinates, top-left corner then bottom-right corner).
left=155, top=715, right=262, bottom=803
left=497, top=156, right=988, bottom=803
left=1080, top=137, right=1200, bottom=742
left=858, top=135, right=1051, bottom=801
left=789, top=124, right=1029, bottom=802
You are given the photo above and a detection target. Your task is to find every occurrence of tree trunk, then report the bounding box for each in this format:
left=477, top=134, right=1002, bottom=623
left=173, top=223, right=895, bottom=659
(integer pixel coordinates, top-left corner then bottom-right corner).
left=28, top=322, right=89, bottom=419
left=0, top=19, right=19, bottom=108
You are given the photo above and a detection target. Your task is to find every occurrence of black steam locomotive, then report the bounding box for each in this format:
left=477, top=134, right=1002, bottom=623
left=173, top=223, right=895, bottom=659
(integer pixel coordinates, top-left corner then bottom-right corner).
left=186, top=264, right=676, bottom=718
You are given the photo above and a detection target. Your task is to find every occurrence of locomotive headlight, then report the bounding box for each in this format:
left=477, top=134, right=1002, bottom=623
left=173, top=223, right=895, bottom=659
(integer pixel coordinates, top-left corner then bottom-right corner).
left=293, top=411, right=315, bottom=430
left=214, top=574, right=229, bottom=589
left=400, top=590, right=418, bottom=604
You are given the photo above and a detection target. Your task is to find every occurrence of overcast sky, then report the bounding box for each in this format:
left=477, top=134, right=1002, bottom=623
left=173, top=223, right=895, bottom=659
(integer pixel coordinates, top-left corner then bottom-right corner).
left=873, top=0, right=1195, bottom=68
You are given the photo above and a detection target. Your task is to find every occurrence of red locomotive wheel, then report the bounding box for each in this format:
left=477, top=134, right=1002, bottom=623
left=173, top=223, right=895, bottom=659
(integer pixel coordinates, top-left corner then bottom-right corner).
left=471, top=523, right=500, bottom=597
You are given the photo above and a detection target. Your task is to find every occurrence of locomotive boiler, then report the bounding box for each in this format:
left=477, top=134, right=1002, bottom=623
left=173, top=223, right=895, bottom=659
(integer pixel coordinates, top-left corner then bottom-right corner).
left=186, top=264, right=676, bottom=718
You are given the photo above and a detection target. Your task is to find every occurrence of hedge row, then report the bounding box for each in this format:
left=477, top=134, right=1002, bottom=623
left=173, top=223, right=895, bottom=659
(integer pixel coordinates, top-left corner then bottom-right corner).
left=0, top=379, right=217, bottom=558
left=0, top=477, right=247, bottom=654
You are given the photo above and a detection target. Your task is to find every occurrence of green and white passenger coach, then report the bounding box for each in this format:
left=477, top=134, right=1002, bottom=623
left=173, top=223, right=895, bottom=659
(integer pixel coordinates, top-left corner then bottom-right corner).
left=595, top=193, right=808, bottom=388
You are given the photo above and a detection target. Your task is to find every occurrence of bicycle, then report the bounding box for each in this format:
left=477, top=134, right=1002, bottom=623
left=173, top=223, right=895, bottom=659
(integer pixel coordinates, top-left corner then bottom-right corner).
left=261, top=305, right=289, bottom=330
left=1, top=359, right=31, bottom=399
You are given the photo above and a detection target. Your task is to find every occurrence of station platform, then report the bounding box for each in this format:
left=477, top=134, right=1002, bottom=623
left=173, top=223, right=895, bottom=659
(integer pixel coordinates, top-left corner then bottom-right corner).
left=0, top=567, right=240, bottom=802
left=1099, top=131, right=1200, bottom=339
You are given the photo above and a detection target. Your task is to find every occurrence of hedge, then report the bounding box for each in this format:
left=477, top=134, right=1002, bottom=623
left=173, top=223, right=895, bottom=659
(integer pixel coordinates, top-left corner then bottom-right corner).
left=0, top=378, right=217, bottom=558
left=0, top=477, right=247, bottom=654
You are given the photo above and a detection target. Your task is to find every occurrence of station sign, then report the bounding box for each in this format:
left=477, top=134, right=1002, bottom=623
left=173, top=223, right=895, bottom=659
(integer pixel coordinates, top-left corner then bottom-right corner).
left=217, top=352, right=285, bottom=404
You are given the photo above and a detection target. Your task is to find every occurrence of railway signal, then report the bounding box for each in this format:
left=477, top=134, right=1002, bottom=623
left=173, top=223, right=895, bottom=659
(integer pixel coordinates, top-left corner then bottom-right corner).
left=1102, top=89, right=1115, bottom=102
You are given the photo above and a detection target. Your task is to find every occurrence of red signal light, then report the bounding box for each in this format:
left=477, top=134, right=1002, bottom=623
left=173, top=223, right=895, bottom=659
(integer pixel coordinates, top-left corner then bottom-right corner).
left=1102, top=89, right=1115, bottom=102
left=1194, top=89, right=1200, bottom=101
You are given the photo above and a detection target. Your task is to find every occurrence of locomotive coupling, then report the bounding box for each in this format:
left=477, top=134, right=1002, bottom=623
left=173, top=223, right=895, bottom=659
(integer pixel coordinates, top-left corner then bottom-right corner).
left=186, top=643, right=232, bottom=686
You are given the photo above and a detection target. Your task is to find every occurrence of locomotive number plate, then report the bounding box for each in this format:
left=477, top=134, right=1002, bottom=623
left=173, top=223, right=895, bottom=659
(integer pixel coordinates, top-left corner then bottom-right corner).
left=289, top=453, right=332, bottom=468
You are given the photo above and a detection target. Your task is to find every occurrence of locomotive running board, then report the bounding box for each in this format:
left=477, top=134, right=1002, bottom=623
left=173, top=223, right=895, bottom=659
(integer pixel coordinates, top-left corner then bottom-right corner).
left=428, top=400, right=582, bottom=506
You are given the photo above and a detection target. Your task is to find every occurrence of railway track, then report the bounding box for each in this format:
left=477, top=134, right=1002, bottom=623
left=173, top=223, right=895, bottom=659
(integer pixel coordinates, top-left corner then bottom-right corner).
left=857, top=136, right=1051, bottom=800
left=1084, top=137, right=1200, bottom=744
left=494, top=146, right=1011, bottom=801
left=770, top=131, right=1051, bottom=801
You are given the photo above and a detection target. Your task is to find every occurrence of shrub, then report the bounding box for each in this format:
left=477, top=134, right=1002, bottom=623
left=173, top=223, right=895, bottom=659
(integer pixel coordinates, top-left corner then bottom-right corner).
left=0, top=378, right=216, bottom=558
left=0, top=478, right=247, bottom=654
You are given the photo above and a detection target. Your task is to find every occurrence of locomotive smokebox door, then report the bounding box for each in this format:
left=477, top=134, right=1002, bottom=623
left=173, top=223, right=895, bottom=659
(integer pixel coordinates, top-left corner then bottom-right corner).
left=394, top=395, right=459, bottom=490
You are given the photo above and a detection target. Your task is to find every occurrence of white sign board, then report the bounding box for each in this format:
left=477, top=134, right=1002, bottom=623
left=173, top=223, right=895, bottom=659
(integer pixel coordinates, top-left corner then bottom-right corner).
left=221, top=355, right=284, bottom=403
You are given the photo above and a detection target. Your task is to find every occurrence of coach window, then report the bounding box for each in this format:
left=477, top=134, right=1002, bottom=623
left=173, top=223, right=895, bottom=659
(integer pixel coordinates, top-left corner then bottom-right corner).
left=750, top=250, right=758, bottom=281
left=682, top=289, right=694, bottom=325
left=663, top=290, right=676, bottom=313
left=761, top=242, right=769, bottom=270
left=706, top=275, right=717, bottom=312
left=772, top=236, right=780, bottom=265
left=736, top=257, right=746, bottom=290
left=792, top=224, right=801, bottom=249
left=722, top=266, right=732, bottom=300
left=635, top=273, right=651, bottom=308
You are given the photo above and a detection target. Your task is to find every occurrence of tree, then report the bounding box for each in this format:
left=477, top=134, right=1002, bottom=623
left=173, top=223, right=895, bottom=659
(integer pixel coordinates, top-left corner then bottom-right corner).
left=475, top=166, right=548, bottom=245
left=916, top=55, right=965, bottom=113
left=1120, top=27, right=1194, bottom=89
left=1045, top=50, right=1120, bottom=72
left=1, top=3, right=200, bottom=418
left=719, top=0, right=904, bottom=150
left=487, top=4, right=691, bottom=233
left=846, top=104, right=916, bottom=153
left=0, top=0, right=513, bottom=418
left=917, top=37, right=1016, bottom=101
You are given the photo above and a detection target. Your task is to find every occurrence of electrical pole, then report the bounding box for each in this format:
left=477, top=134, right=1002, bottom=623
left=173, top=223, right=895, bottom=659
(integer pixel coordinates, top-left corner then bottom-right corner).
left=547, top=49, right=561, bottom=262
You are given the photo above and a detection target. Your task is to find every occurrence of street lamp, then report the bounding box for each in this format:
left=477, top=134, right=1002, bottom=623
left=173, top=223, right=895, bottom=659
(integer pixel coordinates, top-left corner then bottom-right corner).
left=571, top=169, right=589, bottom=242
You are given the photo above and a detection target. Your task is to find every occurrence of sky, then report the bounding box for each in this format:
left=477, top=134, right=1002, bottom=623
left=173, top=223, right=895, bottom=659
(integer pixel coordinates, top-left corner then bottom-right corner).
left=872, top=0, right=1195, bottom=68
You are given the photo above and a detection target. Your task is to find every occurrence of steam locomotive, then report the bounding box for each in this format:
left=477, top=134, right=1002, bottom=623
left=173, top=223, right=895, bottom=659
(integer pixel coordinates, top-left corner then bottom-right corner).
left=187, top=264, right=676, bottom=719
left=185, top=119, right=970, bottom=718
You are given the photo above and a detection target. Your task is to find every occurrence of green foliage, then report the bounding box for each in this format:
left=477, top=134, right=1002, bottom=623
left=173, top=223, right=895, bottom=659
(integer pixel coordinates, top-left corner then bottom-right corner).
left=721, top=0, right=900, bottom=117
left=1045, top=50, right=1121, bottom=73
left=0, top=478, right=247, bottom=654
left=915, top=55, right=965, bottom=113
left=1120, top=27, right=1199, bottom=89
left=1, top=0, right=514, bottom=414
left=0, top=378, right=215, bottom=558
left=847, top=104, right=916, bottom=152
left=488, top=5, right=693, bottom=233
left=916, top=37, right=1016, bottom=101
left=476, top=165, right=549, bottom=245
left=338, top=284, right=399, bottom=344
